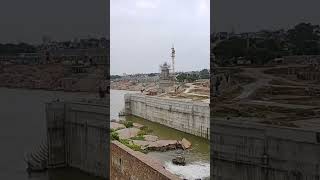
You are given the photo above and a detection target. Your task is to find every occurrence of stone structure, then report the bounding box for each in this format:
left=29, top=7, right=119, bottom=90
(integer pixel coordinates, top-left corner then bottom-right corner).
left=125, top=93, right=210, bottom=139
left=46, top=98, right=109, bottom=178
left=111, top=141, right=179, bottom=180
left=159, top=62, right=174, bottom=93
left=211, top=119, right=320, bottom=180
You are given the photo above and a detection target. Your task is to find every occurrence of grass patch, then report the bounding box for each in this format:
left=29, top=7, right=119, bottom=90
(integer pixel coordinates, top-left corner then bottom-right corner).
left=137, top=126, right=153, bottom=136
left=130, top=135, right=145, bottom=141
left=119, top=139, right=146, bottom=153
left=123, top=121, right=133, bottom=128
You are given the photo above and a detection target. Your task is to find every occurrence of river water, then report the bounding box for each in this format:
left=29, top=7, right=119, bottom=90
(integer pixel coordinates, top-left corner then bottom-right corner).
left=0, top=87, right=103, bottom=180
left=111, top=90, right=210, bottom=180
left=0, top=88, right=210, bottom=180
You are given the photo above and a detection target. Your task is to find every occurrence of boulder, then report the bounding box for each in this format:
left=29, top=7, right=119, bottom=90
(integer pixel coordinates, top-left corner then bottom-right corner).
left=132, top=140, right=151, bottom=150
left=133, top=123, right=144, bottom=129
left=143, top=135, right=158, bottom=142
left=132, top=140, right=181, bottom=151
left=180, top=138, right=191, bottom=149
left=116, top=128, right=140, bottom=139
left=172, top=155, right=186, bottom=166
left=149, top=140, right=181, bottom=151
left=110, top=122, right=125, bottom=131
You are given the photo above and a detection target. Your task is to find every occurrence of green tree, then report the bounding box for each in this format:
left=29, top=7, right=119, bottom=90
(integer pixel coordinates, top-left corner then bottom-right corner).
left=199, top=69, right=210, bottom=79
left=287, top=23, right=320, bottom=55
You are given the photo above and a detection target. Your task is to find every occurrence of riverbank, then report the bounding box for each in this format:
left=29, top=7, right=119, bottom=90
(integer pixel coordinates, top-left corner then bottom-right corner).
left=0, top=64, right=107, bottom=92
left=110, top=80, right=157, bottom=91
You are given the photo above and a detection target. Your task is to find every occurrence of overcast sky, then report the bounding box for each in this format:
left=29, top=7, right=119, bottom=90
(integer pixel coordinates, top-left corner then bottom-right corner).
left=0, top=0, right=108, bottom=44
left=111, top=0, right=210, bottom=75
left=212, top=0, right=320, bottom=33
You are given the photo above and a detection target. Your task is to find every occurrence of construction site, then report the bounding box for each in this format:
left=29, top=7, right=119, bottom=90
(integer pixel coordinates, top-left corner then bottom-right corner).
left=211, top=56, right=320, bottom=127
left=135, top=46, right=210, bottom=102
left=211, top=55, right=320, bottom=180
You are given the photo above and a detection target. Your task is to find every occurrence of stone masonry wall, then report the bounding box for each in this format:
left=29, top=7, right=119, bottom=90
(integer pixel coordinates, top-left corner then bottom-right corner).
left=125, top=93, right=210, bottom=139
left=211, top=119, right=320, bottom=180
left=110, top=141, right=180, bottom=180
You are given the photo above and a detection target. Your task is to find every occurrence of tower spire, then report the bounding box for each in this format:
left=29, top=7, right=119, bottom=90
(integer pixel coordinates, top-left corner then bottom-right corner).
left=171, top=44, right=176, bottom=87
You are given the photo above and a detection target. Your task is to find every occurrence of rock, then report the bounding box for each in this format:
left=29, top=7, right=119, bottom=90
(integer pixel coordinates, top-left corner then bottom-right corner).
left=133, top=123, right=144, bottom=129
left=143, top=135, right=158, bottom=142
left=172, top=155, right=186, bottom=166
left=180, top=138, right=191, bottom=149
left=132, top=140, right=181, bottom=151
left=110, top=122, right=125, bottom=131
left=116, top=128, right=141, bottom=139
left=149, top=140, right=181, bottom=151
left=132, top=140, right=151, bottom=150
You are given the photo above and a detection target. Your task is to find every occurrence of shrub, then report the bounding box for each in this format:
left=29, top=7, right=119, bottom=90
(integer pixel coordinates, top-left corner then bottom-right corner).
left=120, top=139, right=143, bottom=152
left=111, top=131, right=119, bottom=141
left=124, top=121, right=133, bottom=128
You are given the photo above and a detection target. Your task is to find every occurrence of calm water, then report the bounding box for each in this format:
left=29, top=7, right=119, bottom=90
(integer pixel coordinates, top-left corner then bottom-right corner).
left=0, top=87, right=103, bottom=180
left=111, top=90, right=210, bottom=179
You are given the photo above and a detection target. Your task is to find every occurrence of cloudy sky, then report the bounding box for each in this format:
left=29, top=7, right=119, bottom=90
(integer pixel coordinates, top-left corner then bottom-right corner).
left=212, top=0, right=320, bottom=33
left=111, top=0, right=210, bottom=75
left=0, top=0, right=108, bottom=44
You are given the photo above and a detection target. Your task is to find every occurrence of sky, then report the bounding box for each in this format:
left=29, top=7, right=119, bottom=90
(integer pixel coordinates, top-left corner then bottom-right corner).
left=212, top=0, right=320, bottom=33
left=0, top=0, right=108, bottom=44
left=110, top=0, right=210, bottom=75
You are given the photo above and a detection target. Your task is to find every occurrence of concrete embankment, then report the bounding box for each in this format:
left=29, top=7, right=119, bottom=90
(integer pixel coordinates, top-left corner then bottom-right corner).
left=212, top=119, right=320, bottom=180
left=46, top=98, right=180, bottom=179
left=125, top=93, right=210, bottom=139
left=111, top=141, right=180, bottom=180
left=46, top=99, right=109, bottom=178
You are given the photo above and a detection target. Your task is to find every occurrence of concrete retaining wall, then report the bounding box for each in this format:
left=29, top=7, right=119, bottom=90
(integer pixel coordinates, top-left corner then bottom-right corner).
left=125, top=93, right=210, bottom=139
left=46, top=99, right=109, bottom=178
left=111, top=141, right=179, bottom=180
left=46, top=102, right=66, bottom=168
left=211, top=119, right=320, bottom=180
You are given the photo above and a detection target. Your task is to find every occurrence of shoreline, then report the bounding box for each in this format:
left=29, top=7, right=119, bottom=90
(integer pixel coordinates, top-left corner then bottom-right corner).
left=0, top=86, right=97, bottom=94
left=110, top=88, right=139, bottom=92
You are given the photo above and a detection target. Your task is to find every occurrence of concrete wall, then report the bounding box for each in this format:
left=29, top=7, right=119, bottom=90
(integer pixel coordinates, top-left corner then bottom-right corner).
left=211, top=119, right=320, bottom=180
left=125, top=93, right=210, bottom=139
left=46, top=102, right=66, bottom=168
left=110, top=141, right=179, bottom=180
left=46, top=99, right=109, bottom=178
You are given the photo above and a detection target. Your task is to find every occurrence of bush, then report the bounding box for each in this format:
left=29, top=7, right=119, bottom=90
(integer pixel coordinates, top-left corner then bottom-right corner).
left=124, top=121, right=133, bottom=128
left=120, top=139, right=143, bottom=152
left=111, top=131, right=119, bottom=141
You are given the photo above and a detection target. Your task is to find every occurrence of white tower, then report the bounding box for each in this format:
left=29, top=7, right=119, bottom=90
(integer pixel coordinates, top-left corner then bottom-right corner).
left=171, top=45, right=176, bottom=86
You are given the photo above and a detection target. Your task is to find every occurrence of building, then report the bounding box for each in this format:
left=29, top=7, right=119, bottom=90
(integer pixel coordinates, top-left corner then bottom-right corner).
left=158, top=62, right=174, bottom=93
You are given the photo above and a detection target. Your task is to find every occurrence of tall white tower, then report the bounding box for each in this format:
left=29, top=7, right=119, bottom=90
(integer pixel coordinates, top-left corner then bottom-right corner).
left=171, top=45, right=176, bottom=86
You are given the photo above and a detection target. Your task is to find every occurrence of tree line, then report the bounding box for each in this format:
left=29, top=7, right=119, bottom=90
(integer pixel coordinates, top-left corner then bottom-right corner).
left=213, top=22, right=320, bottom=65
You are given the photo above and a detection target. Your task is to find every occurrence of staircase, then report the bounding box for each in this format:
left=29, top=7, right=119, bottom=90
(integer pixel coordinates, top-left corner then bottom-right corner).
left=24, top=141, right=48, bottom=173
